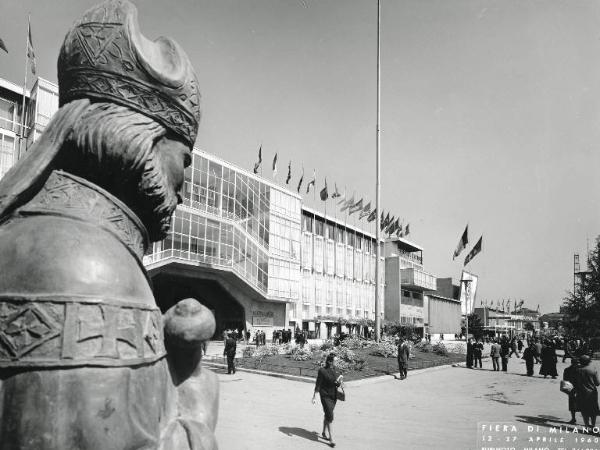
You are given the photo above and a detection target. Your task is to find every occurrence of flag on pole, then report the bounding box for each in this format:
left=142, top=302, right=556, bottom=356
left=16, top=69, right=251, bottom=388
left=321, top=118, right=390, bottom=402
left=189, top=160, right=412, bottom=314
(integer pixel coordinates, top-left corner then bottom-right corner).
left=367, top=208, right=377, bottom=222
left=253, top=145, right=262, bottom=174
left=286, top=161, right=291, bottom=184
left=380, top=212, right=390, bottom=230
left=358, top=201, right=372, bottom=219
left=452, top=225, right=469, bottom=260
left=0, top=38, right=7, bottom=53
left=319, top=178, right=328, bottom=201
left=296, top=168, right=304, bottom=193
left=464, top=235, right=483, bottom=266
left=395, top=223, right=403, bottom=237
left=306, top=170, right=316, bottom=194
left=272, top=153, right=278, bottom=177
left=348, top=198, right=364, bottom=216
left=340, top=195, right=355, bottom=212
left=331, top=183, right=341, bottom=199
left=384, top=216, right=396, bottom=234
left=403, top=223, right=410, bottom=237
left=27, top=19, right=36, bottom=75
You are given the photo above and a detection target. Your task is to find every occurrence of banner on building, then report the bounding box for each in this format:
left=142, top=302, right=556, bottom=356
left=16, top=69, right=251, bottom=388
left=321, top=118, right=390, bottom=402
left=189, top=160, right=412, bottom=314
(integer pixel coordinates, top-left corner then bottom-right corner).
left=459, top=270, right=478, bottom=315
left=252, top=310, right=274, bottom=326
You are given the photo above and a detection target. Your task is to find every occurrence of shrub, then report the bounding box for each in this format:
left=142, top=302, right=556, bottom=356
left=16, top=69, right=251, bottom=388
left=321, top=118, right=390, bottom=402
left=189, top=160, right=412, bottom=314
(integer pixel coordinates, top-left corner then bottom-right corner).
left=370, top=337, right=398, bottom=358
left=253, top=344, right=280, bottom=358
left=290, top=346, right=313, bottom=361
left=320, top=339, right=335, bottom=351
left=432, top=342, right=448, bottom=356
left=341, top=336, right=367, bottom=350
left=414, top=341, right=433, bottom=353
left=242, top=346, right=256, bottom=358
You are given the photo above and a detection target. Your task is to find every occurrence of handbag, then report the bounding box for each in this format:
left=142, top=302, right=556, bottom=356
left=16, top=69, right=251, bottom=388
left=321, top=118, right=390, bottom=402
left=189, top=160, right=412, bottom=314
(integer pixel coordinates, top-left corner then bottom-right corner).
left=560, top=380, right=573, bottom=394
left=336, top=385, right=346, bottom=402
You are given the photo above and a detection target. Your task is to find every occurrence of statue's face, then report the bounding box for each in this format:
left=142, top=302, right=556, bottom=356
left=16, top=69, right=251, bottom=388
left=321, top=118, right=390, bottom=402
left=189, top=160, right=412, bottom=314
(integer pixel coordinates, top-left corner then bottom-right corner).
left=152, top=136, right=192, bottom=205
left=140, top=135, right=192, bottom=240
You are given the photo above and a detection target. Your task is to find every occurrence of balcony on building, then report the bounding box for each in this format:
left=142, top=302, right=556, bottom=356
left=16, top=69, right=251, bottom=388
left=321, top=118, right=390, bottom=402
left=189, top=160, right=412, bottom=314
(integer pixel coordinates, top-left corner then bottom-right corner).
left=400, top=267, right=437, bottom=291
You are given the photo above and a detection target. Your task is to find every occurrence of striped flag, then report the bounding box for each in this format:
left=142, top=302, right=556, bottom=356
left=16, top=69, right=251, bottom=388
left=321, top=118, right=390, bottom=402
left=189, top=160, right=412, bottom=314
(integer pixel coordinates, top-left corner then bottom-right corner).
left=452, top=225, right=469, bottom=260
left=367, top=208, right=377, bottom=222
left=464, top=235, right=483, bottom=266
left=340, top=195, right=355, bottom=212
left=358, top=201, right=372, bottom=219
left=348, top=198, right=364, bottom=215
left=27, top=19, right=36, bottom=75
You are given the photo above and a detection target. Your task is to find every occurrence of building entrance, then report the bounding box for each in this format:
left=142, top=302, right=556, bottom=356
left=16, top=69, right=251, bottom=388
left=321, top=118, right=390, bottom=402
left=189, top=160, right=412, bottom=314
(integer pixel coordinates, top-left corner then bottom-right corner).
left=151, top=273, right=246, bottom=339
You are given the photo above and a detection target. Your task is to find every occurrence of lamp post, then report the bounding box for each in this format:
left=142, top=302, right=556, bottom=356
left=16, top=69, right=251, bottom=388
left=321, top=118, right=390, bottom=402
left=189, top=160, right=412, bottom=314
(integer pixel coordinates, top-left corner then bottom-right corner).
left=461, top=278, right=473, bottom=362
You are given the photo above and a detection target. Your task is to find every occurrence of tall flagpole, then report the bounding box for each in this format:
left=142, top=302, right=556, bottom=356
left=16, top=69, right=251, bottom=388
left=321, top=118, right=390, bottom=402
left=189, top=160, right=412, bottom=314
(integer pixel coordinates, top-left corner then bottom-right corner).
left=18, top=14, right=31, bottom=160
left=374, top=0, right=382, bottom=342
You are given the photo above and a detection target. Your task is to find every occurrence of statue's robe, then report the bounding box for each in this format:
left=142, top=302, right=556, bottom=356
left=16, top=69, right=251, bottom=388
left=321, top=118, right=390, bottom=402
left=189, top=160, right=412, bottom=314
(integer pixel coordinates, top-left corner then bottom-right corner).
left=0, top=170, right=217, bottom=450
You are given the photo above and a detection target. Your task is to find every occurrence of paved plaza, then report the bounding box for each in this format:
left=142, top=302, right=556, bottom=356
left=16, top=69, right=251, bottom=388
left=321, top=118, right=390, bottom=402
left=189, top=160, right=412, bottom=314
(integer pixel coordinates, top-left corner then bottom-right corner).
left=212, top=353, right=598, bottom=450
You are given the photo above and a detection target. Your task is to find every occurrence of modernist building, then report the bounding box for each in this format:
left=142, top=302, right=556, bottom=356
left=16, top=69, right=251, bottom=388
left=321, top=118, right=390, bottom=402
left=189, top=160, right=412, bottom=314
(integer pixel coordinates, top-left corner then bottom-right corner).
left=384, top=238, right=437, bottom=334
left=0, top=76, right=58, bottom=178
left=474, top=305, right=541, bottom=337
left=1, top=74, right=458, bottom=341
left=143, top=149, right=386, bottom=339
left=424, top=278, right=462, bottom=340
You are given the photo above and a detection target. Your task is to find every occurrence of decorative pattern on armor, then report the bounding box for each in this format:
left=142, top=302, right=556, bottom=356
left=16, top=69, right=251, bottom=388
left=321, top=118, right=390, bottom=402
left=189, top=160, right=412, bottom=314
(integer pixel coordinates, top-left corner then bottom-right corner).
left=20, top=170, right=148, bottom=259
left=0, top=296, right=165, bottom=368
left=57, top=0, right=200, bottom=147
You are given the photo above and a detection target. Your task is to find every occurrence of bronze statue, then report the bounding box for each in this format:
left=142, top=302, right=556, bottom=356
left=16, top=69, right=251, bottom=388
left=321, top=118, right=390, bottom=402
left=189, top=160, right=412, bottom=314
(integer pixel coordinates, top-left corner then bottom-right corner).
left=0, top=1, right=218, bottom=448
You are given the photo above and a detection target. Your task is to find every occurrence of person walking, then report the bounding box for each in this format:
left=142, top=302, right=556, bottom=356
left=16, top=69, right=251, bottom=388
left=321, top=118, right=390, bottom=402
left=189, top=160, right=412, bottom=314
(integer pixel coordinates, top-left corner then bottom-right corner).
left=500, top=337, right=510, bottom=372
left=522, top=344, right=535, bottom=376
left=509, top=337, right=520, bottom=358
left=534, top=339, right=543, bottom=364
left=466, top=338, right=474, bottom=369
left=539, top=340, right=558, bottom=379
left=563, top=357, right=580, bottom=424
left=224, top=332, right=237, bottom=374
left=473, top=339, right=484, bottom=369
left=574, top=355, right=599, bottom=428
left=312, top=353, right=342, bottom=448
left=490, top=339, right=501, bottom=371
left=397, top=338, right=410, bottom=379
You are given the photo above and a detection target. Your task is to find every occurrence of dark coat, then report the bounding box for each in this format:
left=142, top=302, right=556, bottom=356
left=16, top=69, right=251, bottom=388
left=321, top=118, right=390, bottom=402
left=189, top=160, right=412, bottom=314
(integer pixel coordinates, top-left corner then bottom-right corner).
left=315, top=367, right=340, bottom=400
left=397, top=343, right=410, bottom=364
left=575, top=364, right=600, bottom=416
left=539, top=346, right=558, bottom=377
left=224, top=337, right=237, bottom=357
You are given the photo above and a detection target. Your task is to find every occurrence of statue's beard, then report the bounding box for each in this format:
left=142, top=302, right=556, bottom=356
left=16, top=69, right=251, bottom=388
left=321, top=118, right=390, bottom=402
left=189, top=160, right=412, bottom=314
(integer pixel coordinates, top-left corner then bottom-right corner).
left=137, top=154, right=180, bottom=241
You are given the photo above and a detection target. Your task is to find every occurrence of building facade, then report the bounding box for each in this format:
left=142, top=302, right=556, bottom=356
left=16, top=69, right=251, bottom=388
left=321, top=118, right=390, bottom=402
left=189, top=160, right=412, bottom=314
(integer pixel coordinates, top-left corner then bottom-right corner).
left=1, top=74, right=460, bottom=341
left=0, top=76, right=58, bottom=179
left=384, top=238, right=437, bottom=334
left=474, top=306, right=541, bottom=337
left=424, top=278, right=461, bottom=340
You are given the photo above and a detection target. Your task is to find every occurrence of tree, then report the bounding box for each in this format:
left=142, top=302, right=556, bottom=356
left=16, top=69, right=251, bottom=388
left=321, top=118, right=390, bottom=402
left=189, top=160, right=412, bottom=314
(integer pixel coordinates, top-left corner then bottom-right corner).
left=523, top=321, right=535, bottom=332
left=461, top=313, right=484, bottom=339
left=562, top=236, right=600, bottom=338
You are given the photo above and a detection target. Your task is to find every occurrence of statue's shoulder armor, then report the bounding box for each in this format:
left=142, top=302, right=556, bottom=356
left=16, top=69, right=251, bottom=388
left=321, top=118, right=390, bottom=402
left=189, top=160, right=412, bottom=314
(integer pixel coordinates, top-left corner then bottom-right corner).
left=0, top=171, right=152, bottom=303
left=0, top=171, right=165, bottom=369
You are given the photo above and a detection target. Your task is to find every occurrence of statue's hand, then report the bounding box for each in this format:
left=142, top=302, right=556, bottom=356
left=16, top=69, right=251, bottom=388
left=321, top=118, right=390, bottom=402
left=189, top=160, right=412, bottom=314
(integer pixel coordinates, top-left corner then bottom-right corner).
left=160, top=299, right=219, bottom=450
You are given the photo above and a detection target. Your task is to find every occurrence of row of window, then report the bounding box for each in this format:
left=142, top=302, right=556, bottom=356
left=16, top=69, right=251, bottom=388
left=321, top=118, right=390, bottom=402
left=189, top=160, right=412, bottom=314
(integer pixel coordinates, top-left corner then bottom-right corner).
left=302, top=232, right=381, bottom=282
left=300, top=272, right=375, bottom=312
left=293, top=303, right=371, bottom=321
left=301, top=213, right=379, bottom=252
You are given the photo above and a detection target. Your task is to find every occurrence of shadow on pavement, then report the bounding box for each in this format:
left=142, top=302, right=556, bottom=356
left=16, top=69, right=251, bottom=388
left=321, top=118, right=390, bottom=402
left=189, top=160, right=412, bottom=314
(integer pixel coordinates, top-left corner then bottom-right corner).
left=279, top=427, right=320, bottom=442
left=514, top=414, right=570, bottom=429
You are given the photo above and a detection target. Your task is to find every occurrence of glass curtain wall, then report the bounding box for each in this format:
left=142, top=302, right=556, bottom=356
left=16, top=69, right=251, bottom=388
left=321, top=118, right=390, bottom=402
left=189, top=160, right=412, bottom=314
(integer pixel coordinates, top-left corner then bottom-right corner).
left=145, top=150, right=301, bottom=300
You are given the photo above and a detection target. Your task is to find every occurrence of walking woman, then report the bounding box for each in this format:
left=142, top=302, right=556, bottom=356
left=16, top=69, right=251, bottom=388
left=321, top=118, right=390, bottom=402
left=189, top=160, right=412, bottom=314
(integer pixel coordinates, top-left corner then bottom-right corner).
left=312, top=353, right=342, bottom=447
left=539, top=340, right=558, bottom=379
left=563, top=357, right=580, bottom=424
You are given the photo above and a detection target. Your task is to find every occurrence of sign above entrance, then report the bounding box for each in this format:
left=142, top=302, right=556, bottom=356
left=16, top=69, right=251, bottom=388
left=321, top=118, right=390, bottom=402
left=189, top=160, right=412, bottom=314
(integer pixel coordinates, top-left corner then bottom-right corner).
left=252, top=310, right=274, bottom=326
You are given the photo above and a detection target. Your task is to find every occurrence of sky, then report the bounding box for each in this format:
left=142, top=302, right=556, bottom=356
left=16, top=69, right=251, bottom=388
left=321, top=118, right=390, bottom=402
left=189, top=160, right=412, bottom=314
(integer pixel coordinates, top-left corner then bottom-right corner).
left=2, top=0, right=600, bottom=314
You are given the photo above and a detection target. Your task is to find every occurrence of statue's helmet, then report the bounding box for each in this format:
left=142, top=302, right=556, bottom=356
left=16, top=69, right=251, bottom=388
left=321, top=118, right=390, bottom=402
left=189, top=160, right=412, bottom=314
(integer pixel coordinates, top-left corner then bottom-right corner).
left=57, top=0, right=200, bottom=148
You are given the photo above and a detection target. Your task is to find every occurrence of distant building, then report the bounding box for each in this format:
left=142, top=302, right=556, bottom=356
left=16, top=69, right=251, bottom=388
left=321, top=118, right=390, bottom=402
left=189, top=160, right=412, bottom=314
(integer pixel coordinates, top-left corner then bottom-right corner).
left=0, top=76, right=58, bottom=178
left=384, top=238, right=437, bottom=335
left=474, top=306, right=540, bottom=337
